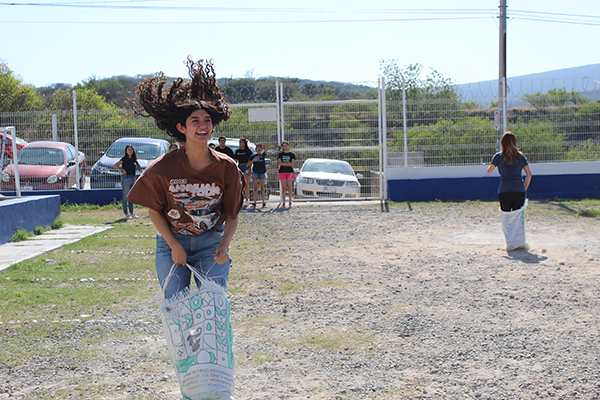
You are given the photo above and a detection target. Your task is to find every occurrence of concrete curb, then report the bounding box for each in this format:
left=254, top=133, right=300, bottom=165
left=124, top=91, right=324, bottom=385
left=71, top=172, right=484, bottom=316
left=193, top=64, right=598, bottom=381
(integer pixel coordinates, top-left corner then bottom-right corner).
left=0, top=224, right=113, bottom=273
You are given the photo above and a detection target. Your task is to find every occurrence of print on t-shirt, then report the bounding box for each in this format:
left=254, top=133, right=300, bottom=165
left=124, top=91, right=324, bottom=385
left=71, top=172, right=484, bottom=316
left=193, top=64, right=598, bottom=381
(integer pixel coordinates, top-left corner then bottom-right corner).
left=168, top=178, right=222, bottom=234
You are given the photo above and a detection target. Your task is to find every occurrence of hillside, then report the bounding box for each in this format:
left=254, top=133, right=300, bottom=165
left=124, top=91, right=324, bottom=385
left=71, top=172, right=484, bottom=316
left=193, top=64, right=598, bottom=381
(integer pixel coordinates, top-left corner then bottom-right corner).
left=457, top=63, right=600, bottom=107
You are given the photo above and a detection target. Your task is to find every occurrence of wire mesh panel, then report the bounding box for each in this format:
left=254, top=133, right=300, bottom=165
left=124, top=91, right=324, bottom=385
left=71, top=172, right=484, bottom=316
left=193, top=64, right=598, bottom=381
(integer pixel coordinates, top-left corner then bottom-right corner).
left=217, top=103, right=279, bottom=148
left=2, top=82, right=599, bottom=195
left=281, top=100, right=381, bottom=200
left=385, top=95, right=600, bottom=167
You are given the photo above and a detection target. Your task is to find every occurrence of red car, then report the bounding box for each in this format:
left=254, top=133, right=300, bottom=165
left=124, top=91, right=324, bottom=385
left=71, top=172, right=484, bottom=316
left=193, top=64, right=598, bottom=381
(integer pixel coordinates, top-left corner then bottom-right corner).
left=0, top=132, right=28, bottom=169
left=1, top=141, right=86, bottom=190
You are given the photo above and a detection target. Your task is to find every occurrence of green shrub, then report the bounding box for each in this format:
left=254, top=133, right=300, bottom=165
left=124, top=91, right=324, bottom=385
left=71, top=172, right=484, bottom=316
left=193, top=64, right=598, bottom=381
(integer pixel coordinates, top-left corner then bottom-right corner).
left=51, top=217, right=64, bottom=230
left=11, top=229, right=30, bottom=242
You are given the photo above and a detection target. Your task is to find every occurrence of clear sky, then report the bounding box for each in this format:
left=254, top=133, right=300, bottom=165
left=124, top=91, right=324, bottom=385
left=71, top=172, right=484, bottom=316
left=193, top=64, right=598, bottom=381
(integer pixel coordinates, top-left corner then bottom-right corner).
left=1, top=0, right=599, bottom=88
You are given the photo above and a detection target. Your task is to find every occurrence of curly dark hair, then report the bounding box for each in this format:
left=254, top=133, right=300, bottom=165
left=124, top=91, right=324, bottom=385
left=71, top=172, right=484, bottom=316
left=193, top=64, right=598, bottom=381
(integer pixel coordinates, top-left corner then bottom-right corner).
left=134, top=57, right=231, bottom=142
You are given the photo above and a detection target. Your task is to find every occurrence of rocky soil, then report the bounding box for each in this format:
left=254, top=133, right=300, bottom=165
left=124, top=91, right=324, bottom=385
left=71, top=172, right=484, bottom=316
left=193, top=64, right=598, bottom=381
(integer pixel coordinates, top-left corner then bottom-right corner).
left=1, top=200, right=599, bottom=400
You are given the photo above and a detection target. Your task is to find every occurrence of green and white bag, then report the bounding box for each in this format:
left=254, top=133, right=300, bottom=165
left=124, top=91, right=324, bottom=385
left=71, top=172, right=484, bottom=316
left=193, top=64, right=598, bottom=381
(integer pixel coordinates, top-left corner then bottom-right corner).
left=158, top=264, right=235, bottom=400
left=500, top=198, right=528, bottom=251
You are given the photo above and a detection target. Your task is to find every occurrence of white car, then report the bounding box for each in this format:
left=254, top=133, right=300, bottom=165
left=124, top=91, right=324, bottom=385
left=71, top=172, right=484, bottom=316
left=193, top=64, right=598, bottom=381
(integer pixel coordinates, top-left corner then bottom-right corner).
left=295, top=158, right=362, bottom=199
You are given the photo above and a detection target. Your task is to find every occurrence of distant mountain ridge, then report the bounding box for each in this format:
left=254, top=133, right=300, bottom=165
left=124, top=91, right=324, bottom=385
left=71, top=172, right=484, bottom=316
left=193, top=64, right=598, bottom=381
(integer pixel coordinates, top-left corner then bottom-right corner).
left=456, top=63, right=600, bottom=107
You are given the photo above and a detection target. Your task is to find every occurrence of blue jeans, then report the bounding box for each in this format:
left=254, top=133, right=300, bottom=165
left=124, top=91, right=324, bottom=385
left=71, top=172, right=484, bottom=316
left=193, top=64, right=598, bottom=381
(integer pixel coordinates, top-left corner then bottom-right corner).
left=155, top=227, right=230, bottom=299
left=121, top=175, right=136, bottom=215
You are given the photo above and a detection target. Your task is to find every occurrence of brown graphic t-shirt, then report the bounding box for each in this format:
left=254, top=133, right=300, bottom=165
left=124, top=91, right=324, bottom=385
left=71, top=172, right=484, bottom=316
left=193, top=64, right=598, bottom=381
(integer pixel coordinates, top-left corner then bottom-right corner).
left=127, top=148, right=244, bottom=235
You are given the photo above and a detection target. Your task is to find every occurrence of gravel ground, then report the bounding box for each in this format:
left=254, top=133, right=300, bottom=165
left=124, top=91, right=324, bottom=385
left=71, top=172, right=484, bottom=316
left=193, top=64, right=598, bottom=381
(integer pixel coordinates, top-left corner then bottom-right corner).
left=1, top=200, right=599, bottom=400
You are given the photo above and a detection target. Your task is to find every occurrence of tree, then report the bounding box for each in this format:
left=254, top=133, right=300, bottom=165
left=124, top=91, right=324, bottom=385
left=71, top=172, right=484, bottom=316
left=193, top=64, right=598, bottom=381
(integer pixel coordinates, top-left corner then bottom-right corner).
left=0, top=61, right=42, bottom=112
left=77, top=76, right=131, bottom=108
left=522, top=88, right=590, bottom=110
left=379, top=60, right=458, bottom=101
left=379, top=60, right=464, bottom=130
left=48, top=88, right=116, bottom=111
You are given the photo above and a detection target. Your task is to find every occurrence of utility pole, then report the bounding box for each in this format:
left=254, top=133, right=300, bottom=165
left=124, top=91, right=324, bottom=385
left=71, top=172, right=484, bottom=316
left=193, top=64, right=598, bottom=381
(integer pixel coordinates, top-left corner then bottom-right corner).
left=498, top=0, right=507, bottom=148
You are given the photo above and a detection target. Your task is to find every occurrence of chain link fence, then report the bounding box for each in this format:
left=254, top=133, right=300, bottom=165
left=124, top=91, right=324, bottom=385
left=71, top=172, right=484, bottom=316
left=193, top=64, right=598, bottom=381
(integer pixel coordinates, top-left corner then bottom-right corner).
left=1, top=82, right=599, bottom=197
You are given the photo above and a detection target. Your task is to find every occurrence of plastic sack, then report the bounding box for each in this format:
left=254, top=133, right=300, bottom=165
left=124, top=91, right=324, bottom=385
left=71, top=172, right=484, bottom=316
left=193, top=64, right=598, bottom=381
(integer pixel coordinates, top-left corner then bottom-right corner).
left=158, top=264, right=235, bottom=400
left=499, top=198, right=528, bottom=251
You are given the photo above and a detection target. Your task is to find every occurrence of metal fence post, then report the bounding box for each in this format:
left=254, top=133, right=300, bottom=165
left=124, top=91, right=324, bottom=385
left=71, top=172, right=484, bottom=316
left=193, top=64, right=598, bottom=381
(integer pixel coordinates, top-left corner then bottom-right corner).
left=73, top=90, right=81, bottom=189
left=7, top=127, right=21, bottom=197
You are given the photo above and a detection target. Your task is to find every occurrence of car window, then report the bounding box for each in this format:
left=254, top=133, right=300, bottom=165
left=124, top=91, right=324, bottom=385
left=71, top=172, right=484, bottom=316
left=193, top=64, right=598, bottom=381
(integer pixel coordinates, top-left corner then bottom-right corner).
left=17, top=147, right=64, bottom=166
left=66, top=145, right=76, bottom=162
left=106, top=142, right=160, bottom=160
left=303, top=161, right=354, bottom=176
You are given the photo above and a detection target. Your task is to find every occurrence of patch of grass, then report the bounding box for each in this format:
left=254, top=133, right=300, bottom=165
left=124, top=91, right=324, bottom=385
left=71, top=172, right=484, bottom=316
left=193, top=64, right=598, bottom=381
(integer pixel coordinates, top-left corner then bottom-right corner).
left=11, top=228, right=31, bottom=242
left=61, top=202, right=121, bottom=212
left=577, top=208, right=600, bottom=217
left=276, top=282, right=306, bottom=293
left=283, top=325, right=376, bottom=356
left=11, top=225, right=52, bottom=242
left=234, top=351, right=280, bottom=367
left=52, top=216, right=64, bottom=230
left=1, top=208, right=159, bottom=323
left=547, top=198, right=600, bottom=218
left=235, top=314, right=290, bottom=339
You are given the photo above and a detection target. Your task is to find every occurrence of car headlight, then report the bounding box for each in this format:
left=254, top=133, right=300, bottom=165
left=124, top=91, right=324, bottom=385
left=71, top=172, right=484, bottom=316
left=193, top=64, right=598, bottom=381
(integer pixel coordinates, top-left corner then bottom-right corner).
left=346, top=181, right=359, bottom=187
left=301, top=177, right=314, bottom=184
left=92, top=163, right=110, bottom=173
left=47, top=175, right=58, bottom=184
left=1, top=172, right=10, bottom=182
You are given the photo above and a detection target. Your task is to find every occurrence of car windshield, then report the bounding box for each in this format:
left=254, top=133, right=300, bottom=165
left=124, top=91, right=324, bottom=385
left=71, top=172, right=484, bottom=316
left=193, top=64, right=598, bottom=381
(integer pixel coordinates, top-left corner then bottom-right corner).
left=106, top=142, right=160, bottom=160
left=303, top=160, right=355, bottom=176
left=17, top=147, right=64, bottom=166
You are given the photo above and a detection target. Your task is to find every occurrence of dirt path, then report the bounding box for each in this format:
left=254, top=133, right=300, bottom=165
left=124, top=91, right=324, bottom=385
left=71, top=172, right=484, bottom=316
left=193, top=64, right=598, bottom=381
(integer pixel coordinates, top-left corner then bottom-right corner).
left=230, top=201, right=600, bottom=400
left=1, top=200, right=599, bottom=400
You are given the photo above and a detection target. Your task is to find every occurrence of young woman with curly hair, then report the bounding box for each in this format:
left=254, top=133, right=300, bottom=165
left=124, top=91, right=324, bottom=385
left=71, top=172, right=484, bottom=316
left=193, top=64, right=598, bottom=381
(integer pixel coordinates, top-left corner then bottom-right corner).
left=127, top=57, right=244, bottom=298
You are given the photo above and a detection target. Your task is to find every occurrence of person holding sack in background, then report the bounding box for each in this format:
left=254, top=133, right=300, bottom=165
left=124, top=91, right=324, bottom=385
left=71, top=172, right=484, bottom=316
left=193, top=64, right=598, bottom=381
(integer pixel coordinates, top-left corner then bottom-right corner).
left=487, top=131, right=533, bottom=250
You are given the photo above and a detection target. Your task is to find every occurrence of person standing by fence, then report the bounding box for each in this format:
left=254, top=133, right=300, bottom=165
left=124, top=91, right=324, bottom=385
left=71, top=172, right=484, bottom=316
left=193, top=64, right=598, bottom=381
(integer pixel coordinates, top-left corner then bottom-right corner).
left=113, top=144, right=140, bottom=219
left=278, top=141, right=295, bottom=208
left=248, top=143, right=269, bottom=207
left=235, top=138, right=253, bottom=207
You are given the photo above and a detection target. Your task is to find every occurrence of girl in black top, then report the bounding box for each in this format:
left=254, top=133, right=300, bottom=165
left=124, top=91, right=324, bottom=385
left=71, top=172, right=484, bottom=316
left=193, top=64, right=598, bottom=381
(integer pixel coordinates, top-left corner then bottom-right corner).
left=235, top=138, right=253, bottom=206
left=248, top=143, right=269, bottom=207
left=113, top=144, right=141, bottom=218
left=277, top=141, right=296, bottom=208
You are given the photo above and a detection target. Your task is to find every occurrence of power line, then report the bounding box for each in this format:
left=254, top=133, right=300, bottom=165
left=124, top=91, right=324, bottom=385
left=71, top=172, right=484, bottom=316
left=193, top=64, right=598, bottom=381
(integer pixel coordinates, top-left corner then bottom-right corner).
left=0, top=17, right=494, bottom=24
left=0, top=3, right=498, bottom=15
left=1, top=3, right=599, bottom=26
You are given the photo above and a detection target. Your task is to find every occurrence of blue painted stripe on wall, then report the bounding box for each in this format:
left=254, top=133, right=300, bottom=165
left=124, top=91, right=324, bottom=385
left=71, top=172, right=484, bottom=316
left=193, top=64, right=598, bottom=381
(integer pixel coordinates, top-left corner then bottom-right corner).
left=388, top=173, right=600, bottom=202
left=1, top=189, right=122, bottom=206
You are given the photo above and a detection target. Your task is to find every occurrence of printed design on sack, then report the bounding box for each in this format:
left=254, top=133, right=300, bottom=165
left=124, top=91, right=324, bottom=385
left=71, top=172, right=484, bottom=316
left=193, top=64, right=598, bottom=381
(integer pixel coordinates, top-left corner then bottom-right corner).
left=168, top=179, right=222, bottom=235
left=166, top=290, right=234, bottom=374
